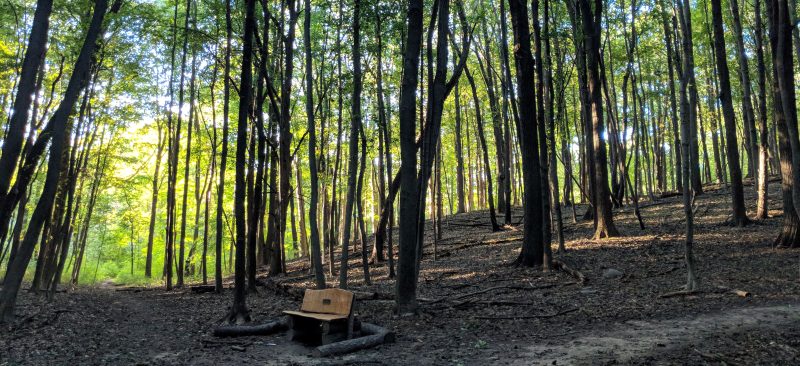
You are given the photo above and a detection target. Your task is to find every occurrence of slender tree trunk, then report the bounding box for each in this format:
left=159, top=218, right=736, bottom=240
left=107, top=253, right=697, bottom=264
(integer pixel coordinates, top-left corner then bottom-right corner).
left=277, top=0, right=300, bottom=276
left=464, top=67, right=500, bottom=231
left=677, top=0, right=703, bottom=195
left=145, top=122, right=164, bottom=278
left=227, top=0, right=255, bottom=324
left=729, top=0, right=758, bottom=177
left=754, top=0, right=770, bottom=220
left=454, top=83, right=466, bottom=214
left=214, top=0, right=233, bottom=294
left=661, top=0, right=682, bottom=192
left=304, top=0, right=325, bottom=288
left=338, top=0, right=363, bottom=289
left=711, top=0, right=749, bottom=226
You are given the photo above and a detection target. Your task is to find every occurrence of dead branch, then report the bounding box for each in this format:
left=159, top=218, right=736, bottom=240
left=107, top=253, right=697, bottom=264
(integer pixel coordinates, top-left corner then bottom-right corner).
left=552, top=259, right=587, bottom=283
left=213, top=317, right=290, bottom=337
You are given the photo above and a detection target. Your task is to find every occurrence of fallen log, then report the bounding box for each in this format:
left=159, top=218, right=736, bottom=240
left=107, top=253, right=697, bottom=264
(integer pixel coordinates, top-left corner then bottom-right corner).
left=313, top=322, right=395, bottom=357
left=213, top=317, right=290, bottom=337
left=552, top=259, right=587, bottom=283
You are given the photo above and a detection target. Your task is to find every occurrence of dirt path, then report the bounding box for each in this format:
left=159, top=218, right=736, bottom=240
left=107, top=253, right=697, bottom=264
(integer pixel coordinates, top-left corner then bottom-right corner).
left=521, top=304, right=800, bottom=365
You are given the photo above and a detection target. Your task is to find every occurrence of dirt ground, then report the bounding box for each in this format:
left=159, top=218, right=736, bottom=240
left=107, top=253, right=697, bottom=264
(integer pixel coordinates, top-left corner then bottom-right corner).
left=2, top=180, right=800, bottom=365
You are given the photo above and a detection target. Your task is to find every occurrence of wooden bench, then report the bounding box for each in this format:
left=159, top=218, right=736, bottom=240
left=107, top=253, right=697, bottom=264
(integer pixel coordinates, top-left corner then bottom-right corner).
left=283, top=288, right=357, bottom=345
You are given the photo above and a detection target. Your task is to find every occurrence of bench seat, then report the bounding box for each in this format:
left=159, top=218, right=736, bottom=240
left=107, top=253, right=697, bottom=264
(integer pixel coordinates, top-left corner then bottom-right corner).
left=282, top=310, right=348, bottom=321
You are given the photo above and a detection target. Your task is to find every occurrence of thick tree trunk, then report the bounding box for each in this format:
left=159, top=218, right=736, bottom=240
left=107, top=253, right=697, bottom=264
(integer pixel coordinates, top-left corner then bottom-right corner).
left=770, top=0, right=800, bottom=247
left=580, top=0, right=618, bottom=239
left=509, top=0, right=545, bottom=266
left=396, top=0, right=424, bottom=315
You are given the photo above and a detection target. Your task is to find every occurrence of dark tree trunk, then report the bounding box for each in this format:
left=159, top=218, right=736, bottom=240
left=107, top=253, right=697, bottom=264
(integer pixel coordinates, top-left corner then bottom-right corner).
left=214, top=0, right=233, bottom=294
left=0, top=0, right=114, bottom=322
left=711, top=0, right=749, bottom=226
left=396, top=0, right=424, bottom=315
left=677, top=0, right=703, bottom=195
left=0, top=0, right=53, bottom=208
left=464, top=67, right=500, bottom=232
left=769, top=0, right=800, bottom=247
left=145, top=121, right=164, bottom=278
left=729, top=0, right=758, bottom=177
left=227, top=0, right=255, bottom=324
left=277, top=0, right=300, bottom=276
left=338, top=0, right=363, bottom=290
left=580, top=0, right=618, bottom=239
left=509, top=0, right=545, bottom=266
left=454, top=83, right=466, bottom=214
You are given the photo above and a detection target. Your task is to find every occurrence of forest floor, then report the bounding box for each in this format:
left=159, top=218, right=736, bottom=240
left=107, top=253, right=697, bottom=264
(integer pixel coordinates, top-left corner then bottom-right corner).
left=2, top=179, right=800, bottom=365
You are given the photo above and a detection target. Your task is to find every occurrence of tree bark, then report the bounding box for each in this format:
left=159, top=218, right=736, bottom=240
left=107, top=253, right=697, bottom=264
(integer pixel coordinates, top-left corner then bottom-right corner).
left=711, top=0, right=749, bottom=226
left=227, top=0, right=255, bottom=324
left=754, top=0, right=770, bottom=220
left=509, top=0, right=545, bottom=266
left=396, top=0, right=425, bottom=315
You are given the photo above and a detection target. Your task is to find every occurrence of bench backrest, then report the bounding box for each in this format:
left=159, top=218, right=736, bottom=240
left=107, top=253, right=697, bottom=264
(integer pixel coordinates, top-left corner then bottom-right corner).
left=300, top=288, right=354, bottom=316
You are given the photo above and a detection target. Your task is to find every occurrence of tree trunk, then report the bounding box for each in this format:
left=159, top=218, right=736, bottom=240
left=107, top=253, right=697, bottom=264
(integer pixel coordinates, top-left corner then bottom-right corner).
left=769, top=0, right=800, bottom=247
left=509, top=0, right=545, bottom=266
left=0, top=0, right=114, bottom=322
left=754, top=0, right=770, bottom=220
left=464, top=67, right=500, bottom=232
left=396, top=0, right=424, bottom=315
left=0, top=0, right=53, bottom=208
left=729, top=0, right=758, bottom=177
left=145, top=121, right=164, bottom=278
left=338, top=0, right=363, bottom=289
left=677, top=0, right=703, bottom=195
left=227, top=0, right=255, bottom=324
left=214, top=0, right=233, bottom=294
left=454, top=83, right=466, bottom=214
left=580, top=0, right=618, bottom=239
left=711, top=0, right=749, bottom=226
